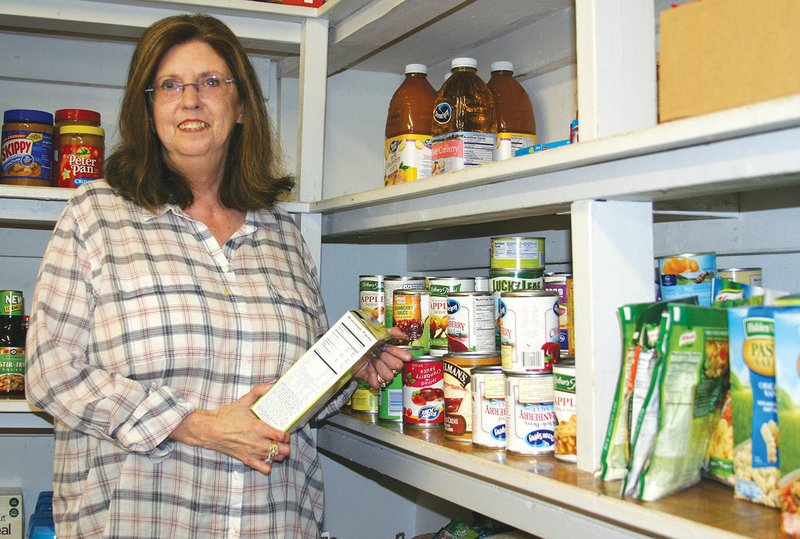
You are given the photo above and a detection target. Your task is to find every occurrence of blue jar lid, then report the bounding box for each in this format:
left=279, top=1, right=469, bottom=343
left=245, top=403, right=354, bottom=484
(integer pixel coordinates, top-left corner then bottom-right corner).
left=3, top=109, right=54, bottom=125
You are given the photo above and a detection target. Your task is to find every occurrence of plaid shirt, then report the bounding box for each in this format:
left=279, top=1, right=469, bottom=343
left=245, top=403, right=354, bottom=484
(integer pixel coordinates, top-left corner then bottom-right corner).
left=26, top=180, right=341, bottom=538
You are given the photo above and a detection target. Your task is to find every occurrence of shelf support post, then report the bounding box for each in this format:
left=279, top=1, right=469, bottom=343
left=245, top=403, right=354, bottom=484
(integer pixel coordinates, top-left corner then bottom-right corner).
left=575, top=0, right=657, bottom=139
left=571, top=199, right=654, bottom=472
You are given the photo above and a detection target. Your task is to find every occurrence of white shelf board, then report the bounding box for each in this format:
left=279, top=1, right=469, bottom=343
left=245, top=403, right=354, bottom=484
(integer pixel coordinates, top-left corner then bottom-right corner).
left=315, top=94, right=800, bottom=238
left=318, top=414, right=763, bottom=539
left=1, top=0, right=311, bottom=54
left=0, top=398, right=52, bottom=430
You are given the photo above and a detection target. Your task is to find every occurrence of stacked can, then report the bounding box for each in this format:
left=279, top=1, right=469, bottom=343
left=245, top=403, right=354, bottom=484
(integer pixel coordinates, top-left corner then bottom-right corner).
left=384, top=276, right=426, bottom=328
left=490, top=237, right=546, bottom=348
left=393, top=288, right=430, bottom=352
left=544, top=273, right=574, bottom=355
left=428, top=277, right=475, bottom=355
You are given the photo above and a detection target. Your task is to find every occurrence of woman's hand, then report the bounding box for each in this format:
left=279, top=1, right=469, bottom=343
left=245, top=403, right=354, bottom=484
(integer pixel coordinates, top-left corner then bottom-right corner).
left=355, top=326, right=414, bottom=389
left=169, top=382, right=290, bottom=475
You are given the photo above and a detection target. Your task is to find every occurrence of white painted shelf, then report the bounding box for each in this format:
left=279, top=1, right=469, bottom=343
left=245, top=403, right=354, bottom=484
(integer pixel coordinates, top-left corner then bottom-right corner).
left=318, top=413, right=780, bottom=539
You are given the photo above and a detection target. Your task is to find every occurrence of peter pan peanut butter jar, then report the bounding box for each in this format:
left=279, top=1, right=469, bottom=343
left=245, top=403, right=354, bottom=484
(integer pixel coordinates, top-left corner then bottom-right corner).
left=57, top=125, right=105, bottom=188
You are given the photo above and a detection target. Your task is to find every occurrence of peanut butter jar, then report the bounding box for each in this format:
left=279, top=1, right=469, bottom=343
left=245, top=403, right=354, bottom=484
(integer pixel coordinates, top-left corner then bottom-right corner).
left=57, top=125, right=104, bottom=188
left=1, top=109, right=54, bottom=186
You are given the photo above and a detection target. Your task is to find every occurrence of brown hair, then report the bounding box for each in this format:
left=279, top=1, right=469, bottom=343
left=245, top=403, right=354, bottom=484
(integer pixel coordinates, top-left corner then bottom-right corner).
left=104, top=14, right=295, bottom=211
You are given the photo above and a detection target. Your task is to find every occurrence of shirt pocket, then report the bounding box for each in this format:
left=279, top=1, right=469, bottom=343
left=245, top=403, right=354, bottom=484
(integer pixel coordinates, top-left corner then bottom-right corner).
left=263, top=281, right=320, bottom=375
left=103, top=272, right=205, bottom=382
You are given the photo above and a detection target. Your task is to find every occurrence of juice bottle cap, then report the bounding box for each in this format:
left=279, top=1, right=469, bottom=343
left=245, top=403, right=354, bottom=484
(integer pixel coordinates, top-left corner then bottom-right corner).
left=404, top=63, right=428, bottom=75
left=490, top=61, right=514, bottom=73
left=451, top=57, right=478, bottom=70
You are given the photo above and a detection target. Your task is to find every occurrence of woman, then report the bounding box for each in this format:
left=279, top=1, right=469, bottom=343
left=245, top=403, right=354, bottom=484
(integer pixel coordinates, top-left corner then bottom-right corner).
left=26, top=14, right=410, bottom=538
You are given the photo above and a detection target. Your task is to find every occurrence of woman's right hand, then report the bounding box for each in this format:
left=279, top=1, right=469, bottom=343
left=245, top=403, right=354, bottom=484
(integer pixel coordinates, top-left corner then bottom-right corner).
left=169, top=382, right=290, bottom=475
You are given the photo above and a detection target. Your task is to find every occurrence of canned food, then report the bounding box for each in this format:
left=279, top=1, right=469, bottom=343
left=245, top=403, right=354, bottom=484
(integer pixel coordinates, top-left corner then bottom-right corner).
left=471, top=366, right=506, bottom=449
left=553, top=358, right=577, bottom=462
left=505, top=372, right=555, bottom=455
left=384, top=276, right=426, bottom=328
left=446, top=291, right=496, bottom=353
left=490, top=236, right=545, bottom=270
left=443, top=351, right=501, bottom=441
left=718, top=267, right=762, bottom=288
left=402, top=355, right=444, bottom=428
left=351, top=380, right=379, bottom=414
left=544, top=273, right=572, bottom=353
left=489, top=268, right=544, bottom=293
left=393, top=289, right=430, bottom=352
left=379, top=345, right=423, bottom=421
left=657, top=252, right=716, bottom=306
left=473, top=276, right=489, bottom=292
left=499, top=290, right=560, bottom=373
left=359, top=274, right=396, bottom=325
left=429, top=277, right=475, bottom=350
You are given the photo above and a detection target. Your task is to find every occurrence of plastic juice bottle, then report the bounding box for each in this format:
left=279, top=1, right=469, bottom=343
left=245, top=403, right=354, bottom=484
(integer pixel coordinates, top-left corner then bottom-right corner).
left=487, top=61, right=536, bottom=160
left=431, top=57, right=496, bottom=175
left=384, top=64, right=436, bottom=186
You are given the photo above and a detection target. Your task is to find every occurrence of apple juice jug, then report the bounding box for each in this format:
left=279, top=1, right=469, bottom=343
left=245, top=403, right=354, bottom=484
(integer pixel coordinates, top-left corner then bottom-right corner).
left=384, top=64, right=436, bottom=186
left=431, top=57, right=496, bottom=175
left=487, top=61, right=536, bottom=160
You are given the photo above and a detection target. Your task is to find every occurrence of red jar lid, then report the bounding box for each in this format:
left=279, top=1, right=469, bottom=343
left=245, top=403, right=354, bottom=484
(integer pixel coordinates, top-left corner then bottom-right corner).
left=54, top=109, right=101, bottom=124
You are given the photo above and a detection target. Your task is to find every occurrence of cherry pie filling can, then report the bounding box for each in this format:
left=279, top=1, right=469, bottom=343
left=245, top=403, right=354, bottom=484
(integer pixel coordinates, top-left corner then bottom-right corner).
left=402, top=355, right=444, bottom=428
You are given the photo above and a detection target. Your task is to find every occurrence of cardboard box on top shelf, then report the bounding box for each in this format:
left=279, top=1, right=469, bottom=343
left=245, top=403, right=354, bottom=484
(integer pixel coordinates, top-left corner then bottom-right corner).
left=658, top=0, right=800, bottom=123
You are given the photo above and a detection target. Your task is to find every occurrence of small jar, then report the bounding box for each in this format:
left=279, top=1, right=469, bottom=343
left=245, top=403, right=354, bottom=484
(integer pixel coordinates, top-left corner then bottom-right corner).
left=57, top=125, right=105, bottom=188
left=1, top=109, right=54, bottom=186
left=53, top=109, right=101, bottom=183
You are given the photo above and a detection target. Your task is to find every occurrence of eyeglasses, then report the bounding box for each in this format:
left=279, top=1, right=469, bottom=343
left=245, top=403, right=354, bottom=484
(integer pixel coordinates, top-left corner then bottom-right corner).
left=145, top=74, right=237, bottom=101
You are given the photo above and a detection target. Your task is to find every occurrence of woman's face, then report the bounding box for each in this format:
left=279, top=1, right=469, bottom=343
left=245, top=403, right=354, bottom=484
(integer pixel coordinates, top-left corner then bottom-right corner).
left=150, top=40, right=243, bottom=179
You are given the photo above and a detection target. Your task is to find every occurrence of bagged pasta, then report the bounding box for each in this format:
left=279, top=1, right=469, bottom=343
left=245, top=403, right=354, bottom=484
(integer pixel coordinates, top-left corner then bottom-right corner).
left=624, top=304, right=729, bottom=501
left=773, top=309, right=800, bottom=536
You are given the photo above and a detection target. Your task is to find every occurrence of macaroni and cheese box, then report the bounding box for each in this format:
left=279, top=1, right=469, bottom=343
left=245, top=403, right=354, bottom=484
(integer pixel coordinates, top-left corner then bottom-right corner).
left=774, top=310, right=800, bottom=536
left=251, top=309, right=391, bottom=432
left=0, top=488, right=23, bottom=539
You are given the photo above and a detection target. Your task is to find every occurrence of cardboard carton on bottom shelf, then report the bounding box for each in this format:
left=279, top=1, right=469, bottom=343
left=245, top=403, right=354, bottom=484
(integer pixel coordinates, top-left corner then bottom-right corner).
left=251, top=309, right=391, bottom=432
left=0, top=488, right=23, bottom=539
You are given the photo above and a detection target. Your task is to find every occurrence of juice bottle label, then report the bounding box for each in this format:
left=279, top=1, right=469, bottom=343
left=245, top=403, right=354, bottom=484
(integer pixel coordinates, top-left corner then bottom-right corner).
left=384, top=134, right=432, bottom=186
left=495, top=132, right=536, bottom=161
left=431, top=132, right=496, bottom=175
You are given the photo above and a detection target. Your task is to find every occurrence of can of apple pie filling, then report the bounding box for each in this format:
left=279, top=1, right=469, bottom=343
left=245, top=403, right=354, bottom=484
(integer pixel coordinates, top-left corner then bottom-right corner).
left=402, top=355, right=444, bottom=428
left=498, top=290, right=560, bottom=373
left=471, top=366, right=507, bottom=449
left=359, top=274, right=398, bottom=325
left=505, top=371, right=555, bottom=455
left=442, top=351, right=501, bottom=441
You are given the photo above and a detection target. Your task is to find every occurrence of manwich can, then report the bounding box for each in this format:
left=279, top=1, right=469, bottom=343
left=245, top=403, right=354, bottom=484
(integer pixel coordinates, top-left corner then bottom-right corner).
left=442, top=351, right=501, bottom=441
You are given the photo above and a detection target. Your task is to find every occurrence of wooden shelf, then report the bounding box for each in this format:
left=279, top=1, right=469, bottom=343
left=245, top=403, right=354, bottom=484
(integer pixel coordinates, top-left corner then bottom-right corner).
left=318, top=412, right=781, bottom=539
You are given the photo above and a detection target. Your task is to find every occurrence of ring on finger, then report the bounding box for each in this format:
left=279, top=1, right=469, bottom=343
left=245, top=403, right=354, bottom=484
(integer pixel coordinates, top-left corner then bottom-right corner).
left=377, top=374, right=388, bottom=387
left=264, top=440, right=280, bottom=464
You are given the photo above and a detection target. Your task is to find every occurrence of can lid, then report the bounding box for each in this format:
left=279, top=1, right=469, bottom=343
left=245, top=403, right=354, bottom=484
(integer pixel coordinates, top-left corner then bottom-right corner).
left=54, top=109, right=101, bottom=124
left=3, top=109, right=53, bottom=125
left=490, top=61, right=514, bottom=73
left=405, top=63, right=428, bottom=75
left=59, top=125, right=105, bottom=137
left=451, top=57, right=478, bottom=70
